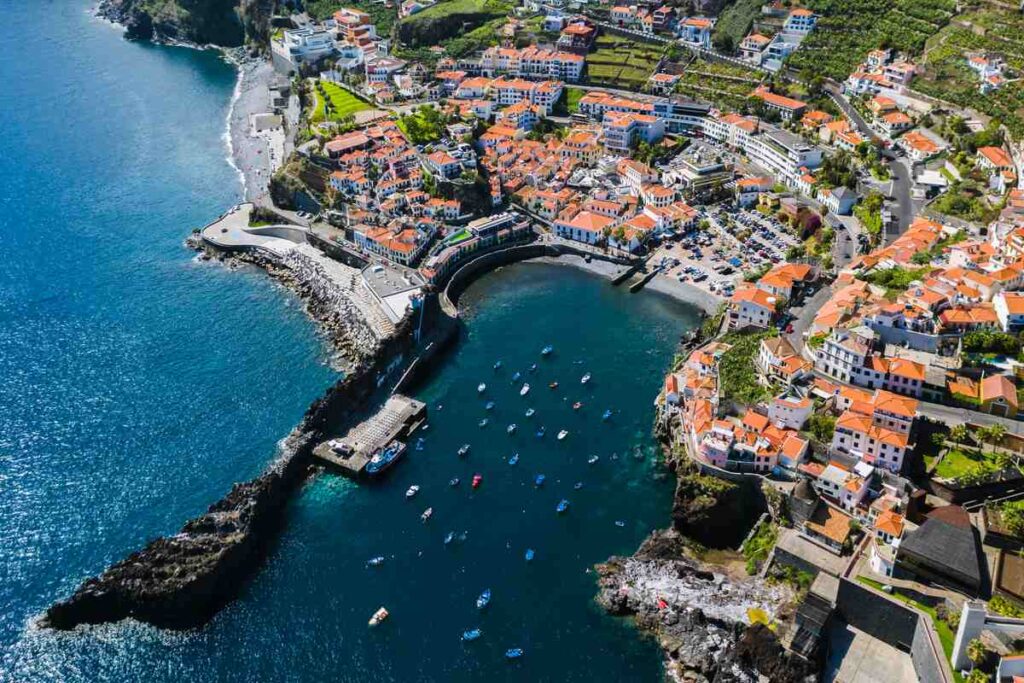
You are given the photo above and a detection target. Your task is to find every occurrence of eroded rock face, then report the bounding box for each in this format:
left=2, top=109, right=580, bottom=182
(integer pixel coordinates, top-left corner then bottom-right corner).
left=596, top=530, right=817, bottom=683
left=97, top=0, right=266, bottom=47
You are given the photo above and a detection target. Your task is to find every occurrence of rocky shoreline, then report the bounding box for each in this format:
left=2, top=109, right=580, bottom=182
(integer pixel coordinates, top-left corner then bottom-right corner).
left=596, top=530, right=816, bottom=683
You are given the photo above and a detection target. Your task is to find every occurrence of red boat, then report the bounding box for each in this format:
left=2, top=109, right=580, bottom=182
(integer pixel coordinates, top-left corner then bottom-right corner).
left=472, top=474, right=483, bottom=489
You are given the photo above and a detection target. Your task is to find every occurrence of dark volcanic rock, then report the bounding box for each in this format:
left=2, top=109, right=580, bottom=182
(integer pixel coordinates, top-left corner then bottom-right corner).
left=671, top=469, right=766, bottom=549
left=96, top=0, right=269, bottom=47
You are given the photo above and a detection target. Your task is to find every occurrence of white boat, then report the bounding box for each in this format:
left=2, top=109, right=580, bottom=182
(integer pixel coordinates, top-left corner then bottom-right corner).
left=406, top=485, right=420, bottom=499
left=507, top=423, right=517, bottom=435
left=525, top=408, right=535, bottom=418
left=557, top=430, right=569, bottom=441
left=478, top=383, right=486, bottom=393
left=581, top=373, right=591, bottom=385
left=520, top=383, right=530, bottom=397
left=421, top=507, right=433, bottom=522
left=369, top=607, right=389, bottom=627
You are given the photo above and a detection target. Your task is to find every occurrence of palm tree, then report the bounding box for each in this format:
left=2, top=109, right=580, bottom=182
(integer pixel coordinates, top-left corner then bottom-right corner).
left=967, top=637, right=987, bottom=672
left=985, top=424, right=1007, bottom=451
left=950, top=424, right=969, bottom=446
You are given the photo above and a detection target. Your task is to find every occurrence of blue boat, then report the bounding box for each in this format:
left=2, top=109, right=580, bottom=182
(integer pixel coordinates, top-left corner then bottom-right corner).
left=508, top=453, right=519, bottom=465
left=512, top=371, right=521, bottom=382
left=415, top=437, right=425, bottom=451
left=534, top=474, right=545, bottom=487
left=366, top=556, right=385, bottom=567
left=556, top=499, right=569, bottom=514
left=485, top=401, right=496, bottom=411
left=524, top=548, right=535, bottom=562
left=479, top=418, right=489, bottom=428
left=461, top=628, right=482, bottom=642
left=505, top=648, right=524, bottom=659
left=365, top=441, right=406, bottom=476
left=535, top=426, right=545, bottom=438
left=541, top=345, right=553, bottom=356
left=573, top=481, right=583, bottom=490
left=444, top=531, right=455, bottom=545
left=449, top=477, right=460, bottom=487
left=494, top=361, right=502, bottom=370
left=476, top=589, right=492, bottom=609
left=602, top=409, right=613, bottom=421
left=529, top=363, right=537, bottom=373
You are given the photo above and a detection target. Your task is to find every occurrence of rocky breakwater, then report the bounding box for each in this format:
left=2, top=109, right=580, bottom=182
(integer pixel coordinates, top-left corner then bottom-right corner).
left=43, top=306, right=418, bottom=631
left=596, top=529, right=817, bottom=683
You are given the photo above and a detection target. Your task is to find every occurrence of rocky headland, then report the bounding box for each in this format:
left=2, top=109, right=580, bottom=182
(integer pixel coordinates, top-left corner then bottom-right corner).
left=596, top=529, right=817, bottom=683
left=96, top=0, right=272, bottom=47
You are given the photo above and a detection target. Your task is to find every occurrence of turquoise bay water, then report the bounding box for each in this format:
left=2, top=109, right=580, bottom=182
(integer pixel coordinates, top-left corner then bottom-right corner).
left=1, top=3, right=702, bottom=680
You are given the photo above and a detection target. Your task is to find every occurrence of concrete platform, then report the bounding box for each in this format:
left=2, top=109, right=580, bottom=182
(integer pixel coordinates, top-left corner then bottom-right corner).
left=313, top=395, right=426, bottom=478
left=824, top=619, right=917, bottom=683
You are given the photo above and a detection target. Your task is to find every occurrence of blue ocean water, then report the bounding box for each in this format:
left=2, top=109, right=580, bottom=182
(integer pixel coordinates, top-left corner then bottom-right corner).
left=1, top=3, right=702, bottom=680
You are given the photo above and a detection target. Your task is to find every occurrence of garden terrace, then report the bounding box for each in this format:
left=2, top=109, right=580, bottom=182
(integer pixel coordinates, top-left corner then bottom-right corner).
left=310, top=81, right=373, bottom=123
left=397, top=0, right=513, bottom=48
left=305, top=0, right=398, bottom=34
left=673, top=58, right=764, bottom=112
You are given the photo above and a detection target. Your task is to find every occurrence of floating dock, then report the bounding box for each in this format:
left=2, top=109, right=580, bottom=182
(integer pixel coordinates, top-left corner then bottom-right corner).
left=313, top=394, right=427, bottom=478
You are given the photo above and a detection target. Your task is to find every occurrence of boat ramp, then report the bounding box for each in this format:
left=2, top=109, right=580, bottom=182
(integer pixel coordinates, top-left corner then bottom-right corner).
left=313, top=394, right=427, bottom=479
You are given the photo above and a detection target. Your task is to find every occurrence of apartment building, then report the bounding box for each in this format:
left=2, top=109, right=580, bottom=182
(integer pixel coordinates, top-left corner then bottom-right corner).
left=830, top=388, right=917, bottom=472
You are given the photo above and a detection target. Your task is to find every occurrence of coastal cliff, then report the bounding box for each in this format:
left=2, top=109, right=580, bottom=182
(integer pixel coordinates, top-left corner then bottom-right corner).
left=97, top=0, right=272, bottom=47
left=596, top=530, right=816, bottom=683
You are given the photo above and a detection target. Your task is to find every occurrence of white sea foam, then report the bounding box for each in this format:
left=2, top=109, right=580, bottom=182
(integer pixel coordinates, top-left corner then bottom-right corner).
left=224, top=63, right=246, bottom=198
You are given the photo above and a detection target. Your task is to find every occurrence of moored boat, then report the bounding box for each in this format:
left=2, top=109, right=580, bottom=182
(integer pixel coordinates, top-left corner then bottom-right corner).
left=461, top=628, right=482, bottom=642
left=508, top=453, right=519, bottom=465
left=472, top=473, right=483, bottom=489
left=535, top=426, right=546, bottom=438
left=572, top=401, right=582, bottom=410
left=485, top=401, right=496, bottom=411
left=406, top=485, right=420, bottom=499
left=556, top=499, right=569, bottom=514
left=507, top=423, right=517, bottom=434
left=519, top=383, right=530, bottom=396
left=529, top=363, right=537, bottom=373
left=449, top=477, right=460, bottom=487
left=524, top=548, right=535, bottom=562
left=512, top=371, right=521, bottom=382
left=615, top=520, right=626, bottom=527
left=549, top=381, right=558, bottom=389
left=581, top=373, right=591, bottom=384
left=557, top=430, right=568, bottom=440
left=493, top=361, right=502, bottom=370
left=588, top=455, right=599, bottom=465
left=444, top=531, right=455, bottom=545
left=457, top=444, right=471, bottom=457
left=479, top=418, right=488, bottom=428
left=573, top=481, right=583, bottom=490
left=541, top=345, right=553, bottom=356
left=602, top=409, right=612, bottom=421
left=525, top=408, right=535, bottom=417
left=478, top=382, right=486, bottom=393
left=369, top=607, right=389, bottom=627
left=365, top=441, right=407, bottom=476
left=421, top=507, right=433, bottom=522
left=505, top=647, right=524, bottom=659
left=534, top=473, right=545, bottom=487
left=476, top=589, right=492, bottom=609
left=366, top=556, right=385, bottom=567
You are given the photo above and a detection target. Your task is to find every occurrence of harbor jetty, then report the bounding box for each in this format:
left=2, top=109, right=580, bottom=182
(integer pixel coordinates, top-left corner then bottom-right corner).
left=313, top=394, right=427, bottom=478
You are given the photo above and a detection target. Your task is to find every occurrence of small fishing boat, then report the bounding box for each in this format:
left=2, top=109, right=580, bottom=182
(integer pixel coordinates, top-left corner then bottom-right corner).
left=415, top=437, right=425, bottom=451
left=478, top=418, right=488, bottom=428
left=365, top=441, right=407, bottom=477
left=508, top=453, right=519, bottom=465
left=534, top=474, right=546, bottom=487
left=581, top=373, right=591, bottom=384
left=615, top=520, right=626, bottom=528
left=512, top=371, right=521, bottom=382
left=573, top=481, right=583, bottom=490
left=449, top=477, right=460, bottom=487
left=535, top=426, right=546, bottom=438
left=549, top=381, right=559, bottom=389
left=520, top=383, right=530, bottom=397
left=406, top=485, right=420, bottom=499
left=444, top=531, right=455, bottom=545
left=472, top=474, right=483, bottom=489
left=529, top=363, right=537, bottom=373
left=476, top=589, right=492, bottom=609
left=461, top=628, right=482, bottom=642
left=525, top=408, right=535, bottom=418
left=557, top=430, right=569, bottom=440
left=369, top=607, right=389, bottom=627
left=458, top=444, right=471, bottom=457
left=572, top=401, right=582, bottom=410
left=366, top=556, right=385, bottom=567
left=541, top=345, right=553, bottom=356
left=524, top=548, right=535, bottom=562
left=507, top=423, right=517, bottom=435
left=587, top=455, right=599, bottom=465
left=493, top=361, right=502, bottom=370
left=458, top=530, right=468, bottom=542
left=478, top=382, right=486, bottom=393
left=556, top=499, right=569, bottom=514
left=485, top=401, right=496, bottom=411
left=602, top=409, right=612, bottom=421
left=421, top=507, right=433, bottom=522
left=505, top=648, right=524, bottom=659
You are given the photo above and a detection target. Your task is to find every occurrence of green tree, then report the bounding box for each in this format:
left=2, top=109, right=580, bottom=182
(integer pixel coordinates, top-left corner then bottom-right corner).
left=967, top=638, right=988, bottom=671
left=950, top=424, right=969, bottom=445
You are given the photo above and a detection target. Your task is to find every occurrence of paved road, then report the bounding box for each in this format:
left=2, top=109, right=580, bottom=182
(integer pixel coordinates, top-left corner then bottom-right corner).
left=885, top=156, right=915, bottom=239
left=916, top=401, right=1024, bottom=434
left=787, top=285, right=832, bottom=351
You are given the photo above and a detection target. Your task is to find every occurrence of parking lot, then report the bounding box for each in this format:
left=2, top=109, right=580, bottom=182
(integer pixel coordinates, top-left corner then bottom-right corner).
left=646, top=206, right=806, bottom=301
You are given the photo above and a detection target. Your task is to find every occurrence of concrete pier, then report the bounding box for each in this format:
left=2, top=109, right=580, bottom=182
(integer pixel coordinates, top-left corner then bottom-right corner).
left=313, top=394, right=427, bottom=478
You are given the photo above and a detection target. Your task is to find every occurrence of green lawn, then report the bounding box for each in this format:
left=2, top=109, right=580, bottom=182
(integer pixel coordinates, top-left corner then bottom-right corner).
left=565, top=87, right=585, bottom=113
left=311, top=81, right=373, bottom=123
left=934, top=448, right=998, bottom=480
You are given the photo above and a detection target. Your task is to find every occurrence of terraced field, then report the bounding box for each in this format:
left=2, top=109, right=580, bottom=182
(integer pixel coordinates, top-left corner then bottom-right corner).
left=914, top=9, right=1024, bottom=137
left=673, top=58, right=765, bottom=111
left=787, top=0, right=958, bottom=80
left=586, top=35, right=665, bottom=89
